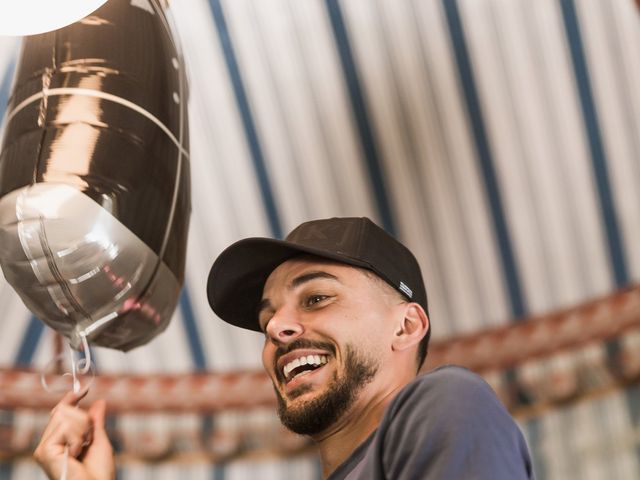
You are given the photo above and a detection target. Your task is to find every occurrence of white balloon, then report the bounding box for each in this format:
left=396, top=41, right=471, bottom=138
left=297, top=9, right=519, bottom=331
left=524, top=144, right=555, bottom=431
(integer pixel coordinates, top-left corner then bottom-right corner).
left=0, top=0, right=108, bottom=36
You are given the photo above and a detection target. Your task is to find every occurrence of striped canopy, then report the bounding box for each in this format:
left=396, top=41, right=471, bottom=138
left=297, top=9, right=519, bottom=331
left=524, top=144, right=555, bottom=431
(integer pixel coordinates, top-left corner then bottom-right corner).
left=0, top=0, right=639, bottom=478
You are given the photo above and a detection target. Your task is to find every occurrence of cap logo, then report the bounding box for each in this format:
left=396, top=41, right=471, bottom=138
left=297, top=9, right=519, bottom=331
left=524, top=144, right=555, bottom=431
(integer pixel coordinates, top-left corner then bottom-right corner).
left=399, top=281, right=413, bottom=298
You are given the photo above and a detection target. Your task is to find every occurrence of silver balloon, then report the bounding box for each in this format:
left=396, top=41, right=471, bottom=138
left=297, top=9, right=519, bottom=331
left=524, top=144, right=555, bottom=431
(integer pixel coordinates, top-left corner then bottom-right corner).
left=0, top=0, right=190, bottom=351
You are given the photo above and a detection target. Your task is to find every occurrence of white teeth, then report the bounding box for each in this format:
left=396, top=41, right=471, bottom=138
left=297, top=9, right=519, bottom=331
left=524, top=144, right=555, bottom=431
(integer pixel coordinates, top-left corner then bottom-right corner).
left=283, top=354, right=328, bottom=380
left=293, top=370, right=311, bottom=380
left=291, top=358, right=301, bottom=370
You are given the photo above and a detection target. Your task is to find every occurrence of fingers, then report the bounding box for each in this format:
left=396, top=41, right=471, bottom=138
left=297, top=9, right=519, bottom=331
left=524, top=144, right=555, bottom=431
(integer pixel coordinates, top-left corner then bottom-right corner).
left=88, top=399, right=106, bottom=428
left=86, top=400, right=107, bottom=450
left=34, top=393, right=96, bottom=468
left=45, top=407, right=93, bottom=457
left=57, top=388, right=89, bottom=407
left=83, top=400, right=116, bottom=480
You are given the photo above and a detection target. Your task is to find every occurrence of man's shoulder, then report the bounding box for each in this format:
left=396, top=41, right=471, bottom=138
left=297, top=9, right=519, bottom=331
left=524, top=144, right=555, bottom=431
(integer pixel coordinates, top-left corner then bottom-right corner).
left=377, top=365, right=534, bottom=479
left=332, top=366, right=533, bottom=480
left=415, top=364, right=487, bottom=386
left=382, top=364, right=508, bottom=430
left=398, top=365, right=494, bottom=405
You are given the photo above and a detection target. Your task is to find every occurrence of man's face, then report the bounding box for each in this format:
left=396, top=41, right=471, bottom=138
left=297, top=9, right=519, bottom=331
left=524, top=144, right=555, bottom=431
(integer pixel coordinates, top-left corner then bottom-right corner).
left=258, top=257, right=402, bottom=436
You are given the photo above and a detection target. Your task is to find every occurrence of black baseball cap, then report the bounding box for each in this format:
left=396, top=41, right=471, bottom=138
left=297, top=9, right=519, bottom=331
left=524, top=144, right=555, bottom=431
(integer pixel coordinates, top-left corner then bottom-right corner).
left=207, top=217, right=428, bottom=331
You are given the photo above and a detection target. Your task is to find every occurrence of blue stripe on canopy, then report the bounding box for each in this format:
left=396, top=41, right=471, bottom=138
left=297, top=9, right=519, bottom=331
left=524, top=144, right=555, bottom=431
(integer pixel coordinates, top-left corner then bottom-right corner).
left=442, top=0, right=526, bottom=318
left=559, top=0, right=629, bottom=287
left=207, top=0, right=282, bottom=238
left=325, top=0, right=396, bottom=235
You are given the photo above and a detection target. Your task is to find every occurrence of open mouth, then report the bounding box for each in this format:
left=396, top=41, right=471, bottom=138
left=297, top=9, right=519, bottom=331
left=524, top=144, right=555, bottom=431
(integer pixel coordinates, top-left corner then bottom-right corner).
left=283, top=354, right=328, bottom=383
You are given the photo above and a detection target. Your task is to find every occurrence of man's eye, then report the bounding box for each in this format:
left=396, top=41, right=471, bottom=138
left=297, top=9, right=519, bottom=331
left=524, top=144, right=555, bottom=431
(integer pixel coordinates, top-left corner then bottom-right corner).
left=304, top=295, right=328, bottom=307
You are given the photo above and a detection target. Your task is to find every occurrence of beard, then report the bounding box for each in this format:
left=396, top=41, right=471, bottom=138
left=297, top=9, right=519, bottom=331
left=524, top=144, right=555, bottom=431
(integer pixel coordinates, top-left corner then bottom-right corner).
left=274, top=344, right=379, bottom=436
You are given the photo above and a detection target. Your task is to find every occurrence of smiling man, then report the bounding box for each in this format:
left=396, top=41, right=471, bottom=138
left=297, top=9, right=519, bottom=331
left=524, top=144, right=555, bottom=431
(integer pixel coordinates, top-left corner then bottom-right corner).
left=34, top=216, right=534, bottom=479
left=207, top=216, right=534, bottom=479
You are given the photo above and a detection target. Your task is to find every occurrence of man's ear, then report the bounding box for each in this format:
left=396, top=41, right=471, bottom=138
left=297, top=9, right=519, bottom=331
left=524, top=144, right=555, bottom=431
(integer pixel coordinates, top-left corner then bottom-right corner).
left=391, top=303, right=429, bottom=352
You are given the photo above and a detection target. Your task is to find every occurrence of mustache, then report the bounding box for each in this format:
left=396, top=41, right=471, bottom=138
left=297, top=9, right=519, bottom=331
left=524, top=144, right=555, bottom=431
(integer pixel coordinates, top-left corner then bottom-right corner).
left=274, top=339, right=336, bottom=365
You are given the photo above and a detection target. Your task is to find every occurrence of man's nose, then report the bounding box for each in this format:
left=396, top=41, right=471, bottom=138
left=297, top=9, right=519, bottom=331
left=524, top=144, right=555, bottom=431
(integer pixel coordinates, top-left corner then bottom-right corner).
left=266, top=307, right=303, bottom=343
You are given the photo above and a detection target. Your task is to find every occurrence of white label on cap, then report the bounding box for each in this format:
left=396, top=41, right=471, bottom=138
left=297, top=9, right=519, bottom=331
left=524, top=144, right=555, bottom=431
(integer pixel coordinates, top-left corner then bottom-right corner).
left=399, top=282, right=413, bottom=298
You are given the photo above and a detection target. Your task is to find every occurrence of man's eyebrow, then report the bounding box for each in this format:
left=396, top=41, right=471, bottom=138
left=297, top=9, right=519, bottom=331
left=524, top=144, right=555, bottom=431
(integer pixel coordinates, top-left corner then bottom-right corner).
left=290, top=271, right=339, bottom=289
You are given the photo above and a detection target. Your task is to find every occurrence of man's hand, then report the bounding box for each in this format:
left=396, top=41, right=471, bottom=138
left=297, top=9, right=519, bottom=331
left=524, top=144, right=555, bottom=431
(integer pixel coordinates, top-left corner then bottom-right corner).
left=34, top=391, right=115, bottom=480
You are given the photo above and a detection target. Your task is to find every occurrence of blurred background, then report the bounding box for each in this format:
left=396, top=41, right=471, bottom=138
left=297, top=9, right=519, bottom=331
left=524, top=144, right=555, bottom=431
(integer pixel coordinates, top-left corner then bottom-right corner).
left=1, top=0, right=639, bottom=478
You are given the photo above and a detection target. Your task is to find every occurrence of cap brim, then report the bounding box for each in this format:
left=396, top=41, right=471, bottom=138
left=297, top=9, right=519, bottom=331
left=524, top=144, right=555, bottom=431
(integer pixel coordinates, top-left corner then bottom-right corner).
left=207, top=237, right=371, bottom=331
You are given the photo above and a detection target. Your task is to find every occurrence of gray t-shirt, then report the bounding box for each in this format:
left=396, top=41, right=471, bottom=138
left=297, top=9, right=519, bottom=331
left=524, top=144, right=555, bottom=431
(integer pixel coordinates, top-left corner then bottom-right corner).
left=328, top=365, right=534, bottom=479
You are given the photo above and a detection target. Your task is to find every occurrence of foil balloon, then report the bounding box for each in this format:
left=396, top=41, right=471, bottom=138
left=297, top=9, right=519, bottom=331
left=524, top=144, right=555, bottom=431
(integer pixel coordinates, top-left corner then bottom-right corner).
left=0, top=0, right=190, bottom=351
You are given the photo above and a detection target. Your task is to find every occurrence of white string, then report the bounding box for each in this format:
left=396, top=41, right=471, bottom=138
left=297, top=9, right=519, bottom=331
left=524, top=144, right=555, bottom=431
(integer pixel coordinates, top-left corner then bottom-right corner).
left=69, top=345, right=80, bottom=394
left=40, top=333, right=94, bottom=392
left=60, top=445, right=69, bottom=480
left=78, top=332, right=92, bottom=375
left=59, top=343, right=80, bottom=480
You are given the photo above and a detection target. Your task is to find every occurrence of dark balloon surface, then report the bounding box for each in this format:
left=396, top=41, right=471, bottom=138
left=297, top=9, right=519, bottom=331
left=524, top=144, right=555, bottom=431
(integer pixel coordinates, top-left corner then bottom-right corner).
left=0, top=0, right=190, bottom=351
